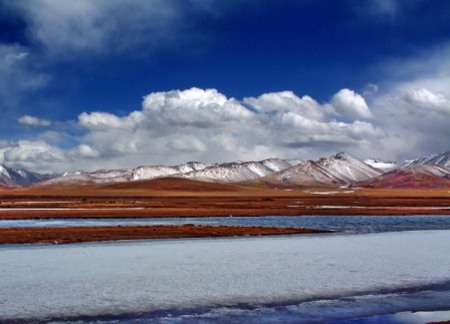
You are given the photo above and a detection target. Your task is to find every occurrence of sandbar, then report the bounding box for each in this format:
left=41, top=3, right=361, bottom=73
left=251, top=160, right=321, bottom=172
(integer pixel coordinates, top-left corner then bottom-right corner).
left=0, top=224, right=330, bottom=244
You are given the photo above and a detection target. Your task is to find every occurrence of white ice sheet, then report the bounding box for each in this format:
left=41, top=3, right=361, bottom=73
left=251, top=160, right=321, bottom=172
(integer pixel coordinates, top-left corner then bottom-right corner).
left=1, top=230, right=449, bottom=321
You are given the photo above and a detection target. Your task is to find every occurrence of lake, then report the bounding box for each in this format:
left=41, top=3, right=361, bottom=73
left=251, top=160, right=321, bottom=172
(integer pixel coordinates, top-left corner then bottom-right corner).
left=1, top=222, right=449, bottom=322
left=2, top=214, right=450, bottom=234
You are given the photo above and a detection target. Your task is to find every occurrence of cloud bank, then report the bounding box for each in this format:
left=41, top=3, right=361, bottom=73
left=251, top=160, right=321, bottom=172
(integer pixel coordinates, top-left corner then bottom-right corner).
left=0, top=1, right=449, bottom=172
left=0, top=141, right=65, bottom=172
left=2, top=39, right=450, bottom=173
left=1, top=74, right=449, bottom=172
left=64, top=87, right=381, bottom=170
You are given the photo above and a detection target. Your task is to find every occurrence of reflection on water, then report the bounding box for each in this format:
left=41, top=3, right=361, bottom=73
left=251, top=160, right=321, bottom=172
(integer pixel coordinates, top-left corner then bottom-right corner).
left=2, top=215, right=450, bottom=234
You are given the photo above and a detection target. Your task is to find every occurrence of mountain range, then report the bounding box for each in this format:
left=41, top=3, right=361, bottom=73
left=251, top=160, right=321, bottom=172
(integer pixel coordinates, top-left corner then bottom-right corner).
left=1, top=150, right=450, bottom=189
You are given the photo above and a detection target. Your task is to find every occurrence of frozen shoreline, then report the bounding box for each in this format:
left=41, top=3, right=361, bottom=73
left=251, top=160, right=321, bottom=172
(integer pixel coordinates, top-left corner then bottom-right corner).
left=1, top=230, right=450, bottom=322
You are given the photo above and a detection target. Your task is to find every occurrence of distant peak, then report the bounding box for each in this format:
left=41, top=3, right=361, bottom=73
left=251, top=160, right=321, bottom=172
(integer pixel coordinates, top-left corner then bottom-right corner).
left=332, top=152, right=353, bottom=160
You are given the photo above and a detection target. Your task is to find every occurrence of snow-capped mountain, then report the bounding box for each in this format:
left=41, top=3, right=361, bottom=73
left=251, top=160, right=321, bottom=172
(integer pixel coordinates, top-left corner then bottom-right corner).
left=133, top=162, right=210, bottom=181
left=0, top=164, right=54, bottom=187
left=39, top=162, right=211, bottom=186
left=38, top=159, right=296, bottom=186
left=260, top=152, right=382, bottom=187
left=182, top=158, right=298, bottom=183
left=364, top=159, right=397, bottom=172
left=399, top=150, right=450, bottom=168
left=40, top=169, right=133, bottom=186
left=2, top=149, right=450, bottom=189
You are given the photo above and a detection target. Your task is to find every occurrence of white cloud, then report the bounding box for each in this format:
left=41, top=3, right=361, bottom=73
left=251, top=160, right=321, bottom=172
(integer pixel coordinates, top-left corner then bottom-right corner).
left=367, top=44, right=450, bottom=160
left=68, top=87, right=383, bottom=169
left=78, top=111, right=144, bottom=131
left=70, top=144, right=100, bottom=158
left=243, top=91, right=328, bottom=121
left=18, top=115, right=51, bottom=127
left=0, top=44, right=49, bottom=106
left=363, top=83, right=379, bottom=97
left=1, top=140, right=65, bottom=172
left=4, top=40, right=449, bottom=172
left=10, top=0, right=215, bottom=59
left=331, top=89, right=373, bottom=120
left=4, top=80, right=448, bottom=172
left=404, top=88, right=449, bottom=109
left=373, top=86, right=450, bottom=159
left=142, top=88, right=252, bottom=128
left=169, top=136, right=207, bottom=153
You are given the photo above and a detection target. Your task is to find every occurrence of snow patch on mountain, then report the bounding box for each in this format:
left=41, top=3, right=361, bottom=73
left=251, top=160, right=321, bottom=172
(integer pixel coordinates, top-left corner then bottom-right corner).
left=0, top=165, right=11, bottom=180
left=261, top=152, right=382, bottom=187
left=364, top=159, right=397, bottom=172
left=400, top=150, right=450, bottom=168
left=132, top=166, right=178, bottom=181
left=4, top=149, right=450, bottom=188
left=0, top=164, right=54, bottom=186
left=317, top=152, right=381, bottom=182
left=180, top=159, right=297, bottom=183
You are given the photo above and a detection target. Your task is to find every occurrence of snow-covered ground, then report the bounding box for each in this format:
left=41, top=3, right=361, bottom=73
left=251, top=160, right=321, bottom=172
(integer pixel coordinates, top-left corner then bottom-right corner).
left=1, top=230, right=450, bottom=322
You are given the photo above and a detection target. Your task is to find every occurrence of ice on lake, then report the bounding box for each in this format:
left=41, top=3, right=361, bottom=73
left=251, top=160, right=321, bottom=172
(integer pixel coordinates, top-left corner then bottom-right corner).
left=1, top=230, right=450, bottom=322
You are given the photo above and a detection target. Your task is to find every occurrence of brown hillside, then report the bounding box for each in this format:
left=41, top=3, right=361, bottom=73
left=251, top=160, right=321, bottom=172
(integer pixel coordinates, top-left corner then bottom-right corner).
left=100, top=177, right=241, bottom=192
left=362, top=169, right=450, bottom=188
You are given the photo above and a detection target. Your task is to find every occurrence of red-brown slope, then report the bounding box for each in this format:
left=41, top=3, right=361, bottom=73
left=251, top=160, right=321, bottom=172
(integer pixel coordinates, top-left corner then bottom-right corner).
left=0, top=183, right=13, bottom=190
left=361, top=166, right=450, bottom=188
left=0, top=225, right=330, bottom=244
left=99, top=177, right=242, bottom=192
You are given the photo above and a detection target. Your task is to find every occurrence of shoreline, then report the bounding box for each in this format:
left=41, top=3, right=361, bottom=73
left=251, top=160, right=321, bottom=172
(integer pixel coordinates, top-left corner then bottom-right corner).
left=0, top=224, right=331, bottom=244
left=1, top=206, right=449, bottom=219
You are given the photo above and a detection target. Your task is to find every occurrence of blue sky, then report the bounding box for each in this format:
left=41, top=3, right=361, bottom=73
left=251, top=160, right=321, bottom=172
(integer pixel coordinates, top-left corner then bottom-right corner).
left=0, top=0, right=449, bottom=172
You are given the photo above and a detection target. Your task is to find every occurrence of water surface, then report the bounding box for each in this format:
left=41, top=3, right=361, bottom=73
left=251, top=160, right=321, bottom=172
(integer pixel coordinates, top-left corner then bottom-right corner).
left=2, top=215, right=450, bottom=234
left=1, top=230, right=450, bottom=322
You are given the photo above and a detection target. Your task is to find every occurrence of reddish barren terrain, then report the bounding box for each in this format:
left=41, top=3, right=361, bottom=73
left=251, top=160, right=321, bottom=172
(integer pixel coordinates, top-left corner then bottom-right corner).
left=1, top=177, right=449, bottom=244
left=0, top=225, right=330, bottom=244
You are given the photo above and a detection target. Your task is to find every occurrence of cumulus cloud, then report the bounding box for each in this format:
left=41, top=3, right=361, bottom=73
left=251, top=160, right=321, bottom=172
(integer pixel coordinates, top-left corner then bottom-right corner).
left=366, top=44, right=450, bottom=160
left=373, top=86, right=450, bottom=159
left=69, top=87, right=383, bottom=169
left=4, top=81, right=448, bottom=172
left=1, top=140, right=65, bottom=172
left=65, top=44, right=450, bottom=169
left=78, top=111, right=144, bottom=131
left=3, top=79, right=448, bottom=172
left=404, top=88, right=449, bottom=109
left=331, top=89, right=373, bottom=120
left=243, top=91, right=329, bottom=121
left=70, top=144, right=100, bottom=158
left=18, top=115, right=51, bottom=127
left=142, top=88, right=252, bottom=128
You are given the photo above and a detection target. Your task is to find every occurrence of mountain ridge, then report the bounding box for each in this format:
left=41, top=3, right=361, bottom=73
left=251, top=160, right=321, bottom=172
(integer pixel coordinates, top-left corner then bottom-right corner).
left=1, top=149, right=450, bottom=188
